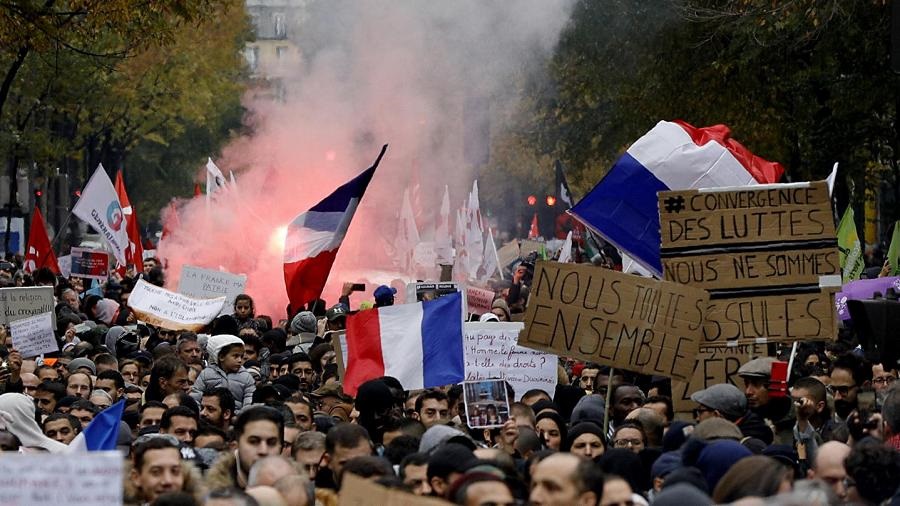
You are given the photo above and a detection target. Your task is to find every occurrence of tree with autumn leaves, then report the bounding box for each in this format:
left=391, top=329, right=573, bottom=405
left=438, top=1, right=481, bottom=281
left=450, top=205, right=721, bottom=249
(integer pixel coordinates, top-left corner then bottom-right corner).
left=0, top=0, right=251, bottom=227
left=483, top=0, right=900, bottom=239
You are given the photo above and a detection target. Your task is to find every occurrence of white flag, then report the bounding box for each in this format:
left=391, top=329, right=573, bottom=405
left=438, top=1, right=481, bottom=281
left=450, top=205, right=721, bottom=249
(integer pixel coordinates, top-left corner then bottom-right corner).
left=480, top=226, right=501, bottom=280
left=435, top=185, right=452, bottom=264
left=465, top=181, right=484, bottom=278
left=72, top=164, right=129, bottom=266
left=557, top=230, right=574, bottom=264
left=206, top=158, right=228, bottom=200
left=397, top=188, right=420, bottom=272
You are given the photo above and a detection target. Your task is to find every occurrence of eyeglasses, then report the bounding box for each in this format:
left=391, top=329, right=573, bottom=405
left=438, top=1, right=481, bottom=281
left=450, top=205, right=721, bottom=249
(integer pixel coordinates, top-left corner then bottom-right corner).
left=613, top=439, right=642, bottom=448
left=828, top=385, right=856, bottom=396
left=874, top=376, right=896, bottom=386
left=692, top=406, right=714, bottom=418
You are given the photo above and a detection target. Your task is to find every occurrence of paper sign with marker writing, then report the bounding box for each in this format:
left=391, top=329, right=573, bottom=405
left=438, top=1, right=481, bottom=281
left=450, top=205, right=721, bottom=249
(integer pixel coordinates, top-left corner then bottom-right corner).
left=0, top=286, right=55, bottom=326
left=178, top=265, right=247, bottom=315
left=128, top=279, right=225, bottom=331
left=466, top=286, right=495, bottom=315
left=671, top=343, right=766, bottom=414
left=464, top=322, right=557, bottom=400
left=659, top=181, right=840, bottom=344
left=0, top=451, right=122, bottom=505
left=10, top=312, right=57, bottom=358
left=519, top=262, right=708, bottom=381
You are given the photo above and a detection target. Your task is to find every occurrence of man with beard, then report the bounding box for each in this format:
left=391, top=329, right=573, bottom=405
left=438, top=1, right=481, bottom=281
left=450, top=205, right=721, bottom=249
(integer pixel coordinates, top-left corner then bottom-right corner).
left=288, top=352, right=316, bottom=392
left=201, top=387, right=235, bottom=431
left=354, top=379, right=398, bottom=449
left=738, top=357, right=794, bottom=445
left=830, top=352, right=872, bottom=421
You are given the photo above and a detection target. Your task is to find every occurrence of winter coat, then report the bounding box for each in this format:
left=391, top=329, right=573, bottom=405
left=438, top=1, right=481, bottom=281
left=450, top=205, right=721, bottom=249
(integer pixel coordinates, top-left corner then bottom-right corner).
left=190, top=364, right=255, bottom=413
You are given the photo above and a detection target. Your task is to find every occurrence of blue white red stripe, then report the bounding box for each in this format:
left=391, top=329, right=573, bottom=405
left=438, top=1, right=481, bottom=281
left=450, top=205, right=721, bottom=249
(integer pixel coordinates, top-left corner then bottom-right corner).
left=344, top=292, right=465, bottom=396
left=66, top=399, right=125, bottom=452
left=569, top=121, right=783, bottom=275
left=283, top=146, right=386, bottom=308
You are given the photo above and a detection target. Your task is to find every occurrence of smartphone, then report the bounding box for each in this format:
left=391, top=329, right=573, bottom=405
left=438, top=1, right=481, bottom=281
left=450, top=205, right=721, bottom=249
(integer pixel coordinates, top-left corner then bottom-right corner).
left=350, top=283, right=366, bottom=292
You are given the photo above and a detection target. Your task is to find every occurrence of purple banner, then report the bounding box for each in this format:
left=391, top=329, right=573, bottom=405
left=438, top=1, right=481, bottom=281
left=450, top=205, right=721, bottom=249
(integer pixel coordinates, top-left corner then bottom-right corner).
left=835, top=276, right=900, bottom=320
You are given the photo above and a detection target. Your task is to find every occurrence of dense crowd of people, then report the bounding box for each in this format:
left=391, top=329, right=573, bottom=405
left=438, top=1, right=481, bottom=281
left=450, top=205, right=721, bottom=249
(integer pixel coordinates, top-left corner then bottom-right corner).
left=0, top=254, right=897, bottom=506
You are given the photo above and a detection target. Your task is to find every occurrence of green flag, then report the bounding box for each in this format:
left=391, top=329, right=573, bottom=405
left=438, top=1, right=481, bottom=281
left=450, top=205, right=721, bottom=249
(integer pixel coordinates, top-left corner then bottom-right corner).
left=888, top=221, right=900, bottom=276
left=837, top=207, right=864, bottom=282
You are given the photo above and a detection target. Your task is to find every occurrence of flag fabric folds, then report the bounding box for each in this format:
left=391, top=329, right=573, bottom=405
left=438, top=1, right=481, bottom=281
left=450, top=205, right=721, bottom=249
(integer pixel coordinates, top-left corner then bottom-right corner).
left=114, top=170, right=144, bottom=268
left=343, top=292, right=464, bottom=396
left=283, top=145, right=386, bottom=309
left=888, top=221, right=900, bottom=276
left=67, top=399, right=125, bottom=452
left=569, top=120, right=784, bottom=275
left=837, top=207, right=864, bottom=283
left=23, top=206, right=59, bottom=274
left=72, top=164, right=130, bottom=266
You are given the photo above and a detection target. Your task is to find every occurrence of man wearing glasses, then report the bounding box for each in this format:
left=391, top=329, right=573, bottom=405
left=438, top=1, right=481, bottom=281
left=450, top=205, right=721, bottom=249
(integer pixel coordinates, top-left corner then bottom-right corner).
left=829, top=353, right=872, bottom=421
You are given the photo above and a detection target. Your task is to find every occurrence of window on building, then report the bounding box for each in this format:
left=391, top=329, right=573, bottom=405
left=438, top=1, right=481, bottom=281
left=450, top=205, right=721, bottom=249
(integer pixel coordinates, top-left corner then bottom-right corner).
left=245, top=46, right=260, bottom=72
left=273, top=13, right=286, bottom=38
left=276, top=46, right=288, bottom=59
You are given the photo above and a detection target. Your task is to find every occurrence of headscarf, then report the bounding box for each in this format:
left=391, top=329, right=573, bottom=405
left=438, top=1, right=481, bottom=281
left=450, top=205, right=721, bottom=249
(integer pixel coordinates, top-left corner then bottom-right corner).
left=104, top=326, right=127, bottom=355
left=0, top=393, right=67, bottom=453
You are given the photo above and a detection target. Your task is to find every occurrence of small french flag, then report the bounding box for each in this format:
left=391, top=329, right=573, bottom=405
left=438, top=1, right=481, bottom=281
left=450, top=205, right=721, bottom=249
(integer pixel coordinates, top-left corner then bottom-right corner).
left=67, top=399, right=125, bottom=452
left=344, top=292, right=465, bottom=396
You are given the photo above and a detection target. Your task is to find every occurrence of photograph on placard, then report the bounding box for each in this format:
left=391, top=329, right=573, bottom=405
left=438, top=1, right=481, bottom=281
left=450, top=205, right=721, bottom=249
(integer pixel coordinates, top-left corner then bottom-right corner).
left=463, top=379, right=510, bottom=428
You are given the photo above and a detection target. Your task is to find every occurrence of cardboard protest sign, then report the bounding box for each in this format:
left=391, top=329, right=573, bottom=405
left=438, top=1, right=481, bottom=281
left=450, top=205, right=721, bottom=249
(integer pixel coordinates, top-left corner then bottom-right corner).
left=177, top=265, right=247, bottom=315
left=0, top=286, right=55, bottom=326
left=10, top=312, right=58, bottom=358
left=464, top=322, right=557, bottom=399
left=128, top=279, right=225, bottom=331
left=659, top=181, right=841, bottom=344
left=466, top=286, right=495, bottom=315
left=339, top=472, right=450, bottom=506
left=497, top=240, right=521, bottom=270
left=463, top=379, right=510, bottom=428
left=0, top=451, right=122, bottom=505
left=519, top=262, right=708, bottom=380
left=69, top=247, right=110, bottom=280
left=671, top=343, right=766, bottom=414
left=330, top=331, right=348, bottom=379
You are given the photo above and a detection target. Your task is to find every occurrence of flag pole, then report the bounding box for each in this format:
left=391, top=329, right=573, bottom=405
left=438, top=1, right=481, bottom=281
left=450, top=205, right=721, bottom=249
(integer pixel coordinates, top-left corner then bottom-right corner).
left=603, top=368, right=614, bottom=436
left=49, top=211, right=74, bottom=249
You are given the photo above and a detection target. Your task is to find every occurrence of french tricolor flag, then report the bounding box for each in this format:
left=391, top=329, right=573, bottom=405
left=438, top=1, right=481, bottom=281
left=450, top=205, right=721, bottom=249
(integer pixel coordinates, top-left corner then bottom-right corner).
left=66, top=400, right=125, bottom=452
left=283, top=145, right=387, bottom=309
left=343, top=292, right=465, bottom=396
left=569, top=121, right=784, bottom=276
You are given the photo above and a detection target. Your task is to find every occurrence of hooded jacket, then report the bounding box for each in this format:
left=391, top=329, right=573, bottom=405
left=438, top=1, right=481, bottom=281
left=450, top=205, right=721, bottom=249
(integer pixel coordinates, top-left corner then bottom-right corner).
left=190, top=334, right=255, bottom=412
left=0, top=393, right=67, bottom=452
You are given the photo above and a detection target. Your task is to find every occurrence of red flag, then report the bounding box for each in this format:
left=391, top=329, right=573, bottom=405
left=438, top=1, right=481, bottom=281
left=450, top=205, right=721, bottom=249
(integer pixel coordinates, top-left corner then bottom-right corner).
left=194, top=183, right=202, bottom=198
left=24, top=206, right=59, bottom=274
left=114, top=170, right=144, bottom=267
left=528, top=213, right=539, bottom=239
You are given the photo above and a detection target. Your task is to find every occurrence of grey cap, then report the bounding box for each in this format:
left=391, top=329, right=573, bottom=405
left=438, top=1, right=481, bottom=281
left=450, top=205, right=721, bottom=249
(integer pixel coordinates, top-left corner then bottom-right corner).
left=690, top=383, right=746, bottom=419
left=737, top=357, right=777, bottom=379
left=290, top=311, right=317, bottom=334
left=418, top=424, right=475, bottom=454
left=67, top=357, right=96, bottom=376
left=692, top=418, right=743, bottom=441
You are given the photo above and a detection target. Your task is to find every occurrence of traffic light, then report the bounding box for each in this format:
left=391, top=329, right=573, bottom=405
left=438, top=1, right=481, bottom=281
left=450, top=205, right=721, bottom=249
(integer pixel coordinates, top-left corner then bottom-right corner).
left=33, top=189, right=43, bottom=201
left=526, top=195, right=537, bottom=206
left=546, top=195, right=557, bottom=206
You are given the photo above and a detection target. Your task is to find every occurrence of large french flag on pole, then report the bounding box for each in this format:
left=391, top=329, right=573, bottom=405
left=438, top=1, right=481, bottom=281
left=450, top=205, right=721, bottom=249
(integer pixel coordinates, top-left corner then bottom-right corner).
left=569, top=120, right=784, bottom=276
left=283, top=145, right=387, bottom=309
left=343, top=292, right=465, bottom=396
